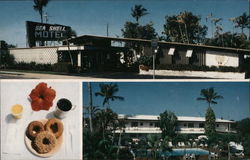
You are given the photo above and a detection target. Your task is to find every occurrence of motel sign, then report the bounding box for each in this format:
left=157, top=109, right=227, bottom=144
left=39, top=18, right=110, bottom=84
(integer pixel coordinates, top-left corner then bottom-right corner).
left=26, top=21, right=71, bottom=47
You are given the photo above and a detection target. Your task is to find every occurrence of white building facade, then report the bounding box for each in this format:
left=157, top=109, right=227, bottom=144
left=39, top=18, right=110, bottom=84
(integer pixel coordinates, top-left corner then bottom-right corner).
left=9, top=46, right=58, bottom=64
left=118, top=115, right=235, bottom=135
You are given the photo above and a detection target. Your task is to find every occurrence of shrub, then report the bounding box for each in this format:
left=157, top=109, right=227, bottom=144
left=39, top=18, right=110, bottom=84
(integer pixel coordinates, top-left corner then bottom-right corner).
left=137, top=56, right=153, bottom=67
left=53, top=62, right=73, bottom=73
left=155, top=64, right=241, bottom=72
left=240, top=57, right=250, bottom=78
left=218, top=66, right=240, bottom=72
left=9, top=61, right=53, bottom=71
left=0, top=51, right=15, bottom=68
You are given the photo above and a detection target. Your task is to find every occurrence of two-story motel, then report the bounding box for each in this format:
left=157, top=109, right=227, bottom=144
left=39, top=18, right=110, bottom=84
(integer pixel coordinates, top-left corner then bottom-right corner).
left=117, top=114, right=235, bottom=135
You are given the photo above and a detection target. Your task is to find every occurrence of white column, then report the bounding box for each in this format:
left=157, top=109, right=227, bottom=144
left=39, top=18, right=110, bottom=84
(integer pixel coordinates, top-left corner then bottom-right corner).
left=77, top=51, right=81, bottom=67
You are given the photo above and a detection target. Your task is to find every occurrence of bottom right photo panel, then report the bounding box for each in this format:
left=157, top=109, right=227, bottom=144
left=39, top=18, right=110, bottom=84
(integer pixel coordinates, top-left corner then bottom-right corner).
left=83, top=81, right=250, bottom=160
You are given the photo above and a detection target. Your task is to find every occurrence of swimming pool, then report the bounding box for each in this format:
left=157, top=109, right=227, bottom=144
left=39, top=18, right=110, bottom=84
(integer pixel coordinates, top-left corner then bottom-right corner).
left=134, top=148, right=210, bottom=158
left=161, top=148, right=209, bottom=157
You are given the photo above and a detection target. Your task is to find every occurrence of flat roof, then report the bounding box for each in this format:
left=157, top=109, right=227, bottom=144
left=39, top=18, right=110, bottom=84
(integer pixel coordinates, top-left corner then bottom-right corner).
left=66, top=35, right=250, bottom=55
left=118, top=114, right=234, bottom=123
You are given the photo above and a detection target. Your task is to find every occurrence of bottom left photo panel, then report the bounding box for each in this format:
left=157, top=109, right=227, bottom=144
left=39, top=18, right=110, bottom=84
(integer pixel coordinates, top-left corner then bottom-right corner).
left=0, top=80, right=82, bottom=160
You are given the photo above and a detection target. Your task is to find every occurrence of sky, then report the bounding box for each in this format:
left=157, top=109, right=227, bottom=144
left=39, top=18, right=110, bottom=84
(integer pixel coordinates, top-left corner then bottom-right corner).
left=0, top=0, right=249, bottom=47
left=83, top=81, right=250, bottom=121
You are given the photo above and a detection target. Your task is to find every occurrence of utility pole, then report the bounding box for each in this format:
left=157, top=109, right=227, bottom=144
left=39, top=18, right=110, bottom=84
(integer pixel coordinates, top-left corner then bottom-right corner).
left=43, top=12, right=49, bottom=46
left=107, top=23, right=109, bottom=37
left=151, top=39, right=158, bottom=79
left=248, top=0, right=250, bottom=40
left=44, top=12, right=49, bottom=23
left=153, top=52, right=155, bottom=79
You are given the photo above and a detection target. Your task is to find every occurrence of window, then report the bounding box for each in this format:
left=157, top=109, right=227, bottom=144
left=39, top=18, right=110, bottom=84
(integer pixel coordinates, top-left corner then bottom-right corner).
left=150, top=122, right=153, bottom=126
left=155, top=122, right=159, bottom=127
left=199, top=123, right=204, bottom=128
left=183, top=123, right=187, bottom=127
left=131, top=122, right=138, bottom=127
left=186, top=50, right=193, bottom=57
left=216, top=124, right=220, bottom=127
left=168, top=48, right=175, bottom=55
left=188, top=123, right=194, bottom=128
left=140, top=122, right=143, bottom=126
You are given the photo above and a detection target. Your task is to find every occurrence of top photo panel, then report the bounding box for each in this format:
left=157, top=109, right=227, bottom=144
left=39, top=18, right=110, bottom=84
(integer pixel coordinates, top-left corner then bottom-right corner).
left=0, top=0, right=250, bottom=79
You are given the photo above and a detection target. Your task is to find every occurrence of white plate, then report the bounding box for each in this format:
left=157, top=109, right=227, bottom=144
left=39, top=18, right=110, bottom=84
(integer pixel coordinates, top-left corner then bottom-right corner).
left=24, top=119, right=63, bottom=158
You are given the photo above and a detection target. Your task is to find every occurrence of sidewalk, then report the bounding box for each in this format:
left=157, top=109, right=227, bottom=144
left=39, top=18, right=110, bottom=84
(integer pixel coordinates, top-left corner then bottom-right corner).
left=0, top=70, right=211, bottom=79
left=0, top=71, right=93, bottom=79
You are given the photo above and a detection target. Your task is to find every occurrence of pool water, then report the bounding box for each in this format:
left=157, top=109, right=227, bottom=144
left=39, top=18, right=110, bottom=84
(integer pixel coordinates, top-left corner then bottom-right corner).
left=161, top=148, right=209, bottom=157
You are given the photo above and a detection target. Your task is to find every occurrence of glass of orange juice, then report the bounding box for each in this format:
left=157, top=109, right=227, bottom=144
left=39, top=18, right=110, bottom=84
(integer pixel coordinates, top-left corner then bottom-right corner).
left=11, top=104, right=23, bottom=119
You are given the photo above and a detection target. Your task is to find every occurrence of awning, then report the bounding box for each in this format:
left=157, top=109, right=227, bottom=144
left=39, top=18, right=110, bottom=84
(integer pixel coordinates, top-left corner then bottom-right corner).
left=168, top=48, right=175, bottom=55
left=186, top=50, right=193, bottom=57
left=57, top=46, right=84, bottom=51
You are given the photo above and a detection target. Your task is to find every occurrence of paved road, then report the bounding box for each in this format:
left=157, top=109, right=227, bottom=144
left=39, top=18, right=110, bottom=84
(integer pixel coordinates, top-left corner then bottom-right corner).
left=0, top=71, right=211, bottom=79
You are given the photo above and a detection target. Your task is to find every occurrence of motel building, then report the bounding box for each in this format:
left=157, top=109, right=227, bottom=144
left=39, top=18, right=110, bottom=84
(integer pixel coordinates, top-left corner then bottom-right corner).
left=116, top=114, right=235, bottom=137
left=9, top=35, right=250, bottom=77
left=115, top=115, right=245, bottom=158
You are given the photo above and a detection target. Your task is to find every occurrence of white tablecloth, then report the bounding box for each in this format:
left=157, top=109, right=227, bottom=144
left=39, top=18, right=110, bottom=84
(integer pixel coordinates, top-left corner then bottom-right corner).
left=1, top=80, right=82, bottom=160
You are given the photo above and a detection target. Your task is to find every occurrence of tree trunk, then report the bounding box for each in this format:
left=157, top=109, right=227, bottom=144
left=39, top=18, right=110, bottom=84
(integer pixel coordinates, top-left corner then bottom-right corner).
left=178, top=24, right=185, bottom=43
left=39, top=9, right=44, bottom=46
left=116, top=129, right=123, bottom=160
left=88, top=82, right=93, bottom=133
left=184, top=23, right=189, bottom=44
left=67, top=41, right=74, bottom=66
left=40, top=8, right=43, bottom=23
left=228, top=143, right=231, bottom=160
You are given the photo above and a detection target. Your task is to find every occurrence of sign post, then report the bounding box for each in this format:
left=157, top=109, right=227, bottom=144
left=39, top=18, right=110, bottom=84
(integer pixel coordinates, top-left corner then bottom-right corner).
left=151, top=39, right=158, bottom=79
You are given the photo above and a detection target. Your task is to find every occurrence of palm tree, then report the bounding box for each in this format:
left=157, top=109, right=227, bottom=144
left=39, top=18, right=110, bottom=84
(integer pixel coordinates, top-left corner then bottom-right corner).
left=131, top=5, right=148, bottom=23
left=147, top=134, right=161, bottom=160
left=197, top=87, right=223, bottom=146
left=233, top=12, right=249, bottom=34
left=197, top=87, right=223, bottom=108
left=94, top=108, right=119, bottom=139
left=95, top=83, right=124, bottom=109
left=33, top=0, right=50, bottom=23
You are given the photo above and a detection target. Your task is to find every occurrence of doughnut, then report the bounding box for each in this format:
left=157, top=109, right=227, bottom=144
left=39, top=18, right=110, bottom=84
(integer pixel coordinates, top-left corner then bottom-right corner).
left=27, top=121, right=44, bottom=140
left=33, top=131, right=56, bottom=154
left=45, top=118, right=64, bottom=138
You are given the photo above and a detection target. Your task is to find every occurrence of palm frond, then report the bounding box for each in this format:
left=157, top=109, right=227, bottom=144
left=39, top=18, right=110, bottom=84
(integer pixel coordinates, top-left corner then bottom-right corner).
left=211, top=101, right=218, bottom=104
left=197, top=87, right=223, bottom=107
left=95, top=92, right=105, bottom=97
left=197, top=97, right=206, bottom=101
left=213, top=95, right=223, bottom=99
left=111, top=96, right=124, bottom=101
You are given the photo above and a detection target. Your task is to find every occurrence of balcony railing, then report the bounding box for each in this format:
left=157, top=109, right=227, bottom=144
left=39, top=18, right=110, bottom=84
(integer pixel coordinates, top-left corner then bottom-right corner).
left=119, top=126, right=235, bottom=134
left=121, top=127, right=161, bottom=133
